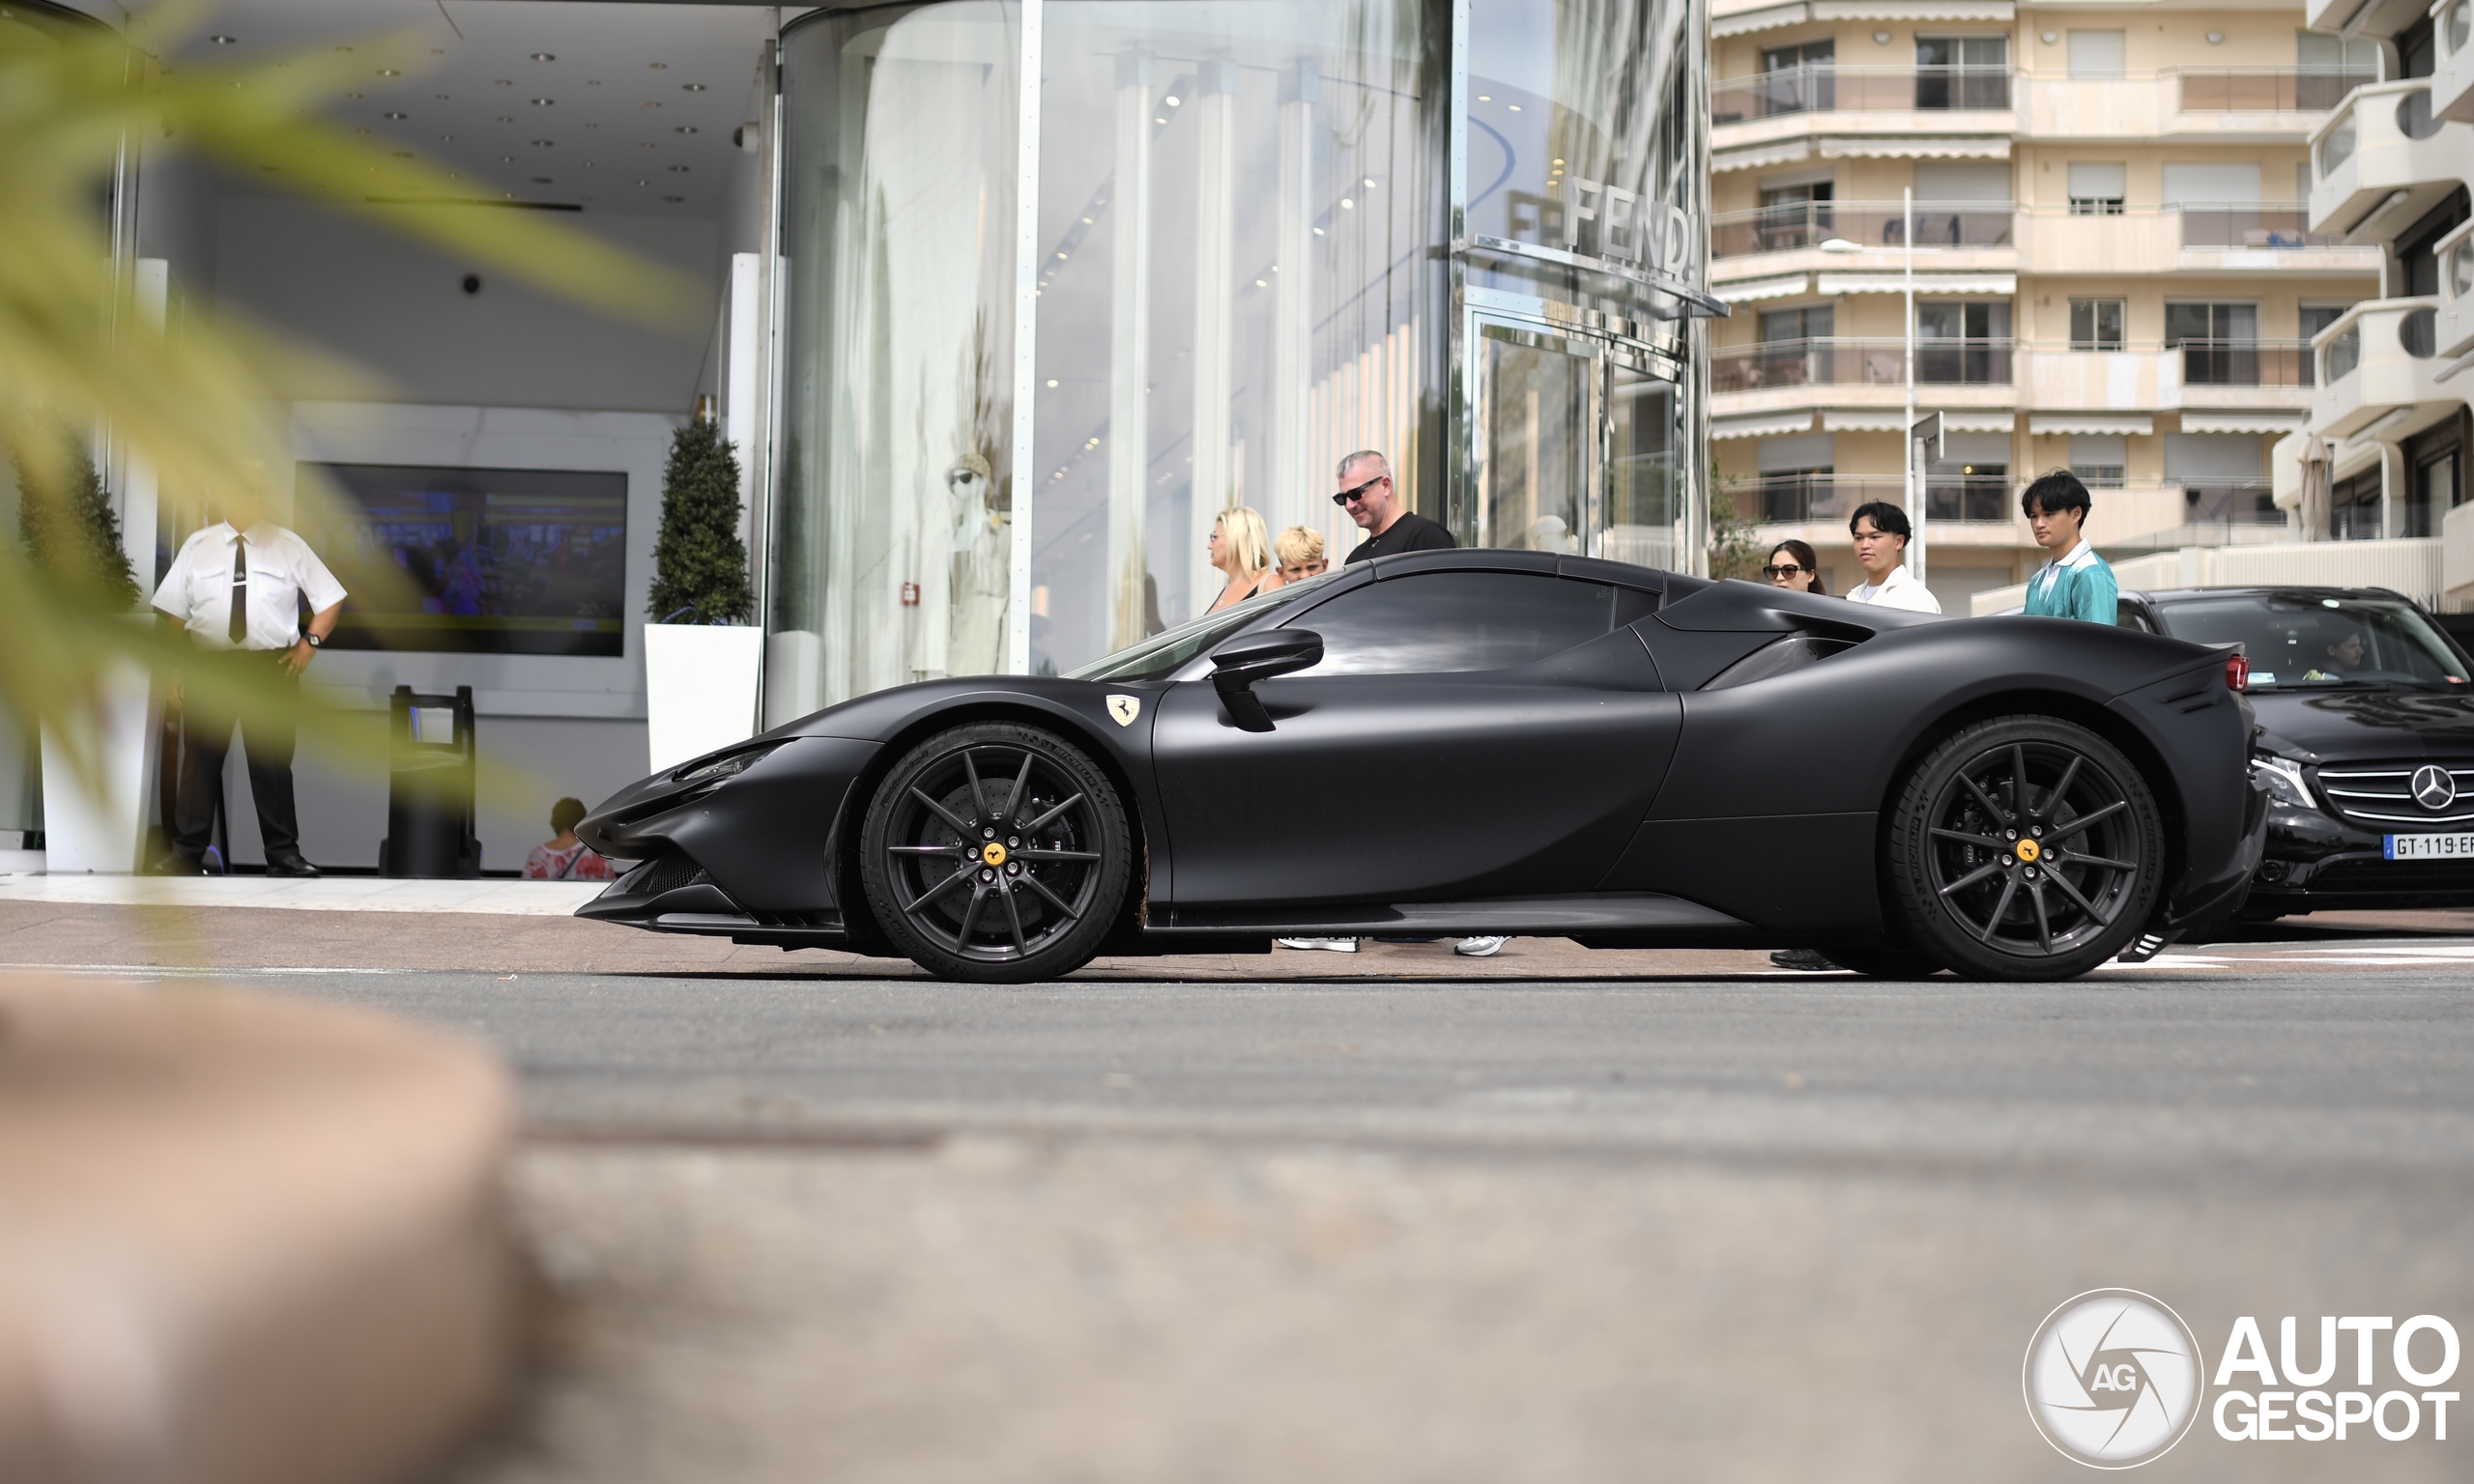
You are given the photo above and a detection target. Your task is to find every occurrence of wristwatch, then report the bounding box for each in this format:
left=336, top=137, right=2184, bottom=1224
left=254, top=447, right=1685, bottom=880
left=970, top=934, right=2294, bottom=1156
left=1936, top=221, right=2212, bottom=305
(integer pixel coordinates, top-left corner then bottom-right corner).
left=302, top=632, right=325, bottom=649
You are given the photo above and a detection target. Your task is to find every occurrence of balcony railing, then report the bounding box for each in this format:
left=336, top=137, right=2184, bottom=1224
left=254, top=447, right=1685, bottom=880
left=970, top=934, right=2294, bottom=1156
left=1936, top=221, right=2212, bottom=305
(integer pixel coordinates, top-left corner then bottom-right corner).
left=1712, top=65, right=2013, bottom=123
left=1712, top=200, right=2016, bottom=258
left=2175, top=339, right=2316, bottom=386
left=1712, top=338, right=2016, bottom=391
left=2176, top=69, right=2379, bottom=112
left=2175, top=204, right=2349, bottom=249
left=1925, top=476, right=2016, bottom=523
left=2181, top=481, right=2285, bottom=525
left=1740, top=474, right=1903, bottom=525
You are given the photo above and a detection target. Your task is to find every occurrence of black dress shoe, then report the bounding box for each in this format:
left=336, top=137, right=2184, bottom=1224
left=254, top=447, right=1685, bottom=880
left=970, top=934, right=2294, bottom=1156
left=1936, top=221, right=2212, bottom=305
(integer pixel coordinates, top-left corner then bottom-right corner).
left=151, top=852, right=206, bottom=876
left=264, top=851, right=322, bottom=878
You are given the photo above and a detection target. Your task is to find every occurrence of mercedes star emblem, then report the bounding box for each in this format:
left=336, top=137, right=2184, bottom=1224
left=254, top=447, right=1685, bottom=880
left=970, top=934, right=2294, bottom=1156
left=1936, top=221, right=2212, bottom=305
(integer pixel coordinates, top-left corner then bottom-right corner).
left=2412, top=764, right=2459, bottom=811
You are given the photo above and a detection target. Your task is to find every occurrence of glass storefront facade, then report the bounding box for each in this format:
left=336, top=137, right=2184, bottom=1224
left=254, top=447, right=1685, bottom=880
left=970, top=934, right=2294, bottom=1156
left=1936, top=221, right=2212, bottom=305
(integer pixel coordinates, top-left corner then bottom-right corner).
left=767, top=0, right=1711, bottom=718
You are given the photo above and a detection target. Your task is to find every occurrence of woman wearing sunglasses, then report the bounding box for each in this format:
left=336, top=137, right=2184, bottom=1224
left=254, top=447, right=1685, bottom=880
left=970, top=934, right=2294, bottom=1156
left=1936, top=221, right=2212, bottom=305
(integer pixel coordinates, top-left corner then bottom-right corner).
left=1762, top=540, right=1827, bottom=595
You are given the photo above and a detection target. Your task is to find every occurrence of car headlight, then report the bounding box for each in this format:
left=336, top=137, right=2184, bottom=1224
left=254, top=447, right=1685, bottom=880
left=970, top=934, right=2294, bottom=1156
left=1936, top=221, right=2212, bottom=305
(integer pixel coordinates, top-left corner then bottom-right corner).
left=674, top=743, right=780, bottom=787
left=2250, top=756, right=2318, bottom=812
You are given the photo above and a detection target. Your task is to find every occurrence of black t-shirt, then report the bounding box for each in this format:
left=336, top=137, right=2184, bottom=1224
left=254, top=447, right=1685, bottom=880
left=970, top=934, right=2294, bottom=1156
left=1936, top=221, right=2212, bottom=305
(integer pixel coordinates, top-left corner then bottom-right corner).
left=1343, top=510, right=1456, bottom=564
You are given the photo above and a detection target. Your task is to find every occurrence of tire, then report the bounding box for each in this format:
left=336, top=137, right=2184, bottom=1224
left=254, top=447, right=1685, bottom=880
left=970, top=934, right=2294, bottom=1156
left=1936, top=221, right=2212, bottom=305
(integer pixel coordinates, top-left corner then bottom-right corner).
left=1884, top=715, right=2164, bottom=982
left=859, top=722, right=1134, bottom=984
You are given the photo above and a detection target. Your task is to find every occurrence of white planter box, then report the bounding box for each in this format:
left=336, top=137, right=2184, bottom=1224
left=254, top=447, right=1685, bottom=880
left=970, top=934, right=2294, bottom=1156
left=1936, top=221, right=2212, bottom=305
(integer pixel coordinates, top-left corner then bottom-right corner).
left=40, top=653, right=158, bottom=874
left=643, top=624, right=762, bottom=776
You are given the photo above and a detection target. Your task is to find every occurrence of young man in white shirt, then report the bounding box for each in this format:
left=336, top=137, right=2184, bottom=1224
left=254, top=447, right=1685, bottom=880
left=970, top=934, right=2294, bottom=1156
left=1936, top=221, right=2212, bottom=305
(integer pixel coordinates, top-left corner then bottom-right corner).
left=152, top=517, right=348, bottom=875
left=1842, top=500, right=1942, bottom=614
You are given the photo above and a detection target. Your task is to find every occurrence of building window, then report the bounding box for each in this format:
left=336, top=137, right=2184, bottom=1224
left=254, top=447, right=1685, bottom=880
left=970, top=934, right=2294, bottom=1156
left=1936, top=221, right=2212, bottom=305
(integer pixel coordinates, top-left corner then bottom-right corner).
left=2166, top=300, right=2261, bottom=385
left=2069, top=435, right=2128, bottom=488
left=1755, top=180, right=1833, bottom=250
left=1758, top=40, right=1835, bottom=114
left=2067, top=30, right=2125, bottom=79
left=1915, top=300, right=2012, bottom=384
left=1926, top=433, right=2010, bottom=522
left=2067, top=162, right=2126, bottom=215
left=2069, top=299, right=2125, bottom=351
left=1914, top=36, right=2009, bottom=109
left=2330, top=469, right=2381, bottom=540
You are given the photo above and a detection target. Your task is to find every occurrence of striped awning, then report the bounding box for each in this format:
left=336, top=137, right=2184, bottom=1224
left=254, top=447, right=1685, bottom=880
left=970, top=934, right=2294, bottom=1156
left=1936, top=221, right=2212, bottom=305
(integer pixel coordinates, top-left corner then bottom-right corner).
left=1822, top=409, right=1907, bottom=431
left=2177, top=411, right=2306, bottom=434
left=1712, top=0, right=2015, bottom=35
left=1714, top=273, right=1812, bottom=303
left=1713, top=139, right=1815, bottom=174
left=1712, top=411, right=1818, bottom=441
left=1817, top=271, right=2016, bottom=295
left=1941, top=411, right=2017, bottom=432
left=2029, top=413, right=2155, bottom=436
left=1819, top=136, right=2011, bottom=160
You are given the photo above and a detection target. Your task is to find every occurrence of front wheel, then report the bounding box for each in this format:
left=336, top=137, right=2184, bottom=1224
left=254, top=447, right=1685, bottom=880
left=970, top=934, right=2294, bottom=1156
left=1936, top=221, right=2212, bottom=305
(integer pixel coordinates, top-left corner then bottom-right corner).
left=1884, top=716, right=2164, bottom=981
left=859, top=722, right=1133, bottom=983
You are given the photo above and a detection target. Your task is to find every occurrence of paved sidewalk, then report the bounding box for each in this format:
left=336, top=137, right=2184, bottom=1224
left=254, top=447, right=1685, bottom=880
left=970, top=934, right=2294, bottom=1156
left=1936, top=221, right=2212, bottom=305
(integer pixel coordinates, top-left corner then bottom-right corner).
left=0, top=874, right=606, bottom=915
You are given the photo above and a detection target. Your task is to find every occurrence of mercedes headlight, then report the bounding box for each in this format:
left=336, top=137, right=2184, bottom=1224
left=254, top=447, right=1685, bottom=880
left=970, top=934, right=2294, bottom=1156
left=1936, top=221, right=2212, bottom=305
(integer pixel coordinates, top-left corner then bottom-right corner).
left=675, top=743, right=780, bottom=787
left=2250, top=756, right=2318, bottom=812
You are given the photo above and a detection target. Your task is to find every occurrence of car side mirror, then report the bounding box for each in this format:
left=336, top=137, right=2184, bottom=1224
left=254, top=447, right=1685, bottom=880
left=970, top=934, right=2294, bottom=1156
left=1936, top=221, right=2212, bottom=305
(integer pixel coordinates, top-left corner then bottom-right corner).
left=1209, top=629, right=1322, bottom=732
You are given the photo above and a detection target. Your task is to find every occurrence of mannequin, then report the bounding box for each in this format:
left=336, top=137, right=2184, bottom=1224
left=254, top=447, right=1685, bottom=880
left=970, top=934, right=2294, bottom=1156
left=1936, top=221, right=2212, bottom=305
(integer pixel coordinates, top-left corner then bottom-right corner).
left=946, top=451, right=1007, bottom=676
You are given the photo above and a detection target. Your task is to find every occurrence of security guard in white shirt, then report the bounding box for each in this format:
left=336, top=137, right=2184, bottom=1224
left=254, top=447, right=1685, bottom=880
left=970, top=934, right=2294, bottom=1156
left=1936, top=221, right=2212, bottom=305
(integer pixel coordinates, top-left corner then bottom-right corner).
left=151, top=518, right=347, bottom=875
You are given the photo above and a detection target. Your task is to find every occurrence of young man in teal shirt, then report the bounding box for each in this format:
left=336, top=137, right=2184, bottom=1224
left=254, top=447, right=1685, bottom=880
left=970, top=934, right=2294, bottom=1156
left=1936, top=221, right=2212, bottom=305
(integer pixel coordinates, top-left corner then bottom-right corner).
left=2021, top=471, right=2116, bottom=624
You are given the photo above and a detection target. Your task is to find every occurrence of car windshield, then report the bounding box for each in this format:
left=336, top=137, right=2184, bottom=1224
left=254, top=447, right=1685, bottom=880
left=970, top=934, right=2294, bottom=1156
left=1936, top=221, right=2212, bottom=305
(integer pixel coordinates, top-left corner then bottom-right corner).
left=1066, top=570, right=1340, bottom=683
left=2150, top=593, right=2472, bottom=691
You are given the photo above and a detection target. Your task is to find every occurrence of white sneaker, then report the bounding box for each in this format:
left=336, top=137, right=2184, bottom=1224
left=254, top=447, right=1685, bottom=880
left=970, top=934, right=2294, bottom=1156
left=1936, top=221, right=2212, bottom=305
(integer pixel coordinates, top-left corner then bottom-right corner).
left=1278, top=936, right=1359, bottom=952
left=1454, top=936, right=1508, bottom=957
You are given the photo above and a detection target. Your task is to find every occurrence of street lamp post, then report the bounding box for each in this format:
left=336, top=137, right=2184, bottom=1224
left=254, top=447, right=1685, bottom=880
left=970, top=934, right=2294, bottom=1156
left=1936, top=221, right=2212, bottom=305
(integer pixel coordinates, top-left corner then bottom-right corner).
left=1822, top=186, right=1924, bottom=587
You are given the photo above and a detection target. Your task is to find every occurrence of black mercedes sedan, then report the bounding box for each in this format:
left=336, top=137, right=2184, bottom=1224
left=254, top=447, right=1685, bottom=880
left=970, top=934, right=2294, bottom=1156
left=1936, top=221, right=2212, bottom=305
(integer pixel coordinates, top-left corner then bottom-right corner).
left=2117, top=585, right=2474, bottom=917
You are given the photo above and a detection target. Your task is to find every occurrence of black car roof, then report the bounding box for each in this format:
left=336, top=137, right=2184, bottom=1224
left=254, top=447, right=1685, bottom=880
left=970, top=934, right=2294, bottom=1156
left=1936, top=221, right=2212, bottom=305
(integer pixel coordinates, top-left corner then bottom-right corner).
left=2126, top=585, right=2416, bottom=605
left=1362, top=546, right=1680, bottom=592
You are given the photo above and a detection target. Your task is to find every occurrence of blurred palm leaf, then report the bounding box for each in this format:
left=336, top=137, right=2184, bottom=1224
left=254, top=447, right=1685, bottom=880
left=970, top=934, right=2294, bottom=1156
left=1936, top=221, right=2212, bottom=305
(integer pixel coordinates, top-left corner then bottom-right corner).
left=0, top=3, right=695, bottom=792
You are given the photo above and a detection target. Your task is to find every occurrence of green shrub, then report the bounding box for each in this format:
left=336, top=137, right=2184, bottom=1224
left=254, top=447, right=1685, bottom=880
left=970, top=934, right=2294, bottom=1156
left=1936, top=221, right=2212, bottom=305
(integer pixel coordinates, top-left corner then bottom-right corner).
left=647, top=416, right=752, bottom=624
left=14, top=436, right=140, bottom=613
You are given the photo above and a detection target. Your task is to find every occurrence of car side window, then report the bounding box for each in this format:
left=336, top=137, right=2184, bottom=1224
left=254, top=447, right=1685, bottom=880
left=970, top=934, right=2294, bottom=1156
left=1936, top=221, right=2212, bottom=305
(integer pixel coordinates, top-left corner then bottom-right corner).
left=1283, top=571, right=1614, bottom=676
left=2116, top=601, right=2156, bottom=633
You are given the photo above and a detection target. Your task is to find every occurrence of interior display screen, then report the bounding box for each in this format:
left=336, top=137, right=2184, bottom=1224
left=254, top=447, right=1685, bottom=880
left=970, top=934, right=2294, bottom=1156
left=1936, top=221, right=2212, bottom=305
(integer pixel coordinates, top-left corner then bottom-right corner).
left=298, top=463, right=628, bottom=656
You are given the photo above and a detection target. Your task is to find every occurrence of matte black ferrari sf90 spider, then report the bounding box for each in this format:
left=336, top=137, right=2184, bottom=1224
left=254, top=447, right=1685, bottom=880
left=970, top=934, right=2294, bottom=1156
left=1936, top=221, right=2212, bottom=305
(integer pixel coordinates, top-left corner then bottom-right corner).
left=577, top=549, right=2265, bottom=982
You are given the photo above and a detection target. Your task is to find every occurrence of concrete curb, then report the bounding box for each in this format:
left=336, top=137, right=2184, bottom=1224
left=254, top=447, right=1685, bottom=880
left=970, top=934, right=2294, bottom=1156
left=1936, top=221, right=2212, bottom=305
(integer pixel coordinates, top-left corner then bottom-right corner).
left=0, top=973, right=517, bottom=1484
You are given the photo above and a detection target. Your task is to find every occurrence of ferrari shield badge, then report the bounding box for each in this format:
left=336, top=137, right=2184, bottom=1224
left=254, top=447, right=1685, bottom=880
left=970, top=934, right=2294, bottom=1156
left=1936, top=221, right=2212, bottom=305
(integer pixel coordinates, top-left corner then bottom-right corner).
left=1107, top=695, right=1141, bottom=728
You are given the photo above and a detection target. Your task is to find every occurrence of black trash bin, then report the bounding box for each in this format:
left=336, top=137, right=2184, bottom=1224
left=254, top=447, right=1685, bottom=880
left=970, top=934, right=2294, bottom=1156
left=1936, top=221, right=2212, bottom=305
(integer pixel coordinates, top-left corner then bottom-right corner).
left=380, top=685, right=480, bottom=878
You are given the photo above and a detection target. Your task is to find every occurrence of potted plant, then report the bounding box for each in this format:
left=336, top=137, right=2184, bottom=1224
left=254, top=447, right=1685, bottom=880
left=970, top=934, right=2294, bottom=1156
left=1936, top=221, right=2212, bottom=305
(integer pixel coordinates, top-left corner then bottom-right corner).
left=15, top=438, right=151, bottom=871
left=642, top=414, right=762, bottom=774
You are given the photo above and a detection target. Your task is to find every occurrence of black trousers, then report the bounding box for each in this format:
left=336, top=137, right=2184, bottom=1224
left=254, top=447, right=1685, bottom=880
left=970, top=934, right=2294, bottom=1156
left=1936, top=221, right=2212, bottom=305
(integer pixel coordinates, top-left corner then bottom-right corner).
left=173, top=651, right=302, bottom=860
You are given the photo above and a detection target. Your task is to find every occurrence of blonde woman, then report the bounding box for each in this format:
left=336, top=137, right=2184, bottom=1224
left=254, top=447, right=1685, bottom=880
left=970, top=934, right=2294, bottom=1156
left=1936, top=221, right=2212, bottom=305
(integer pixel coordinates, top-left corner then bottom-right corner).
left=1274, top=525, right=1328, bottom=584
left=1203, top=505, right=1277, bottom=613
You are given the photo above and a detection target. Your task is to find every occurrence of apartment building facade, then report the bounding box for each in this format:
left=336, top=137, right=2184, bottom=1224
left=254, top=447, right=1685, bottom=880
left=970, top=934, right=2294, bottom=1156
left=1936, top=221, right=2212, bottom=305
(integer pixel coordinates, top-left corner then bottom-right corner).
left=2270, top=0, right=2473, bottom=598
left=1708, top=0, right=2386, bottom=611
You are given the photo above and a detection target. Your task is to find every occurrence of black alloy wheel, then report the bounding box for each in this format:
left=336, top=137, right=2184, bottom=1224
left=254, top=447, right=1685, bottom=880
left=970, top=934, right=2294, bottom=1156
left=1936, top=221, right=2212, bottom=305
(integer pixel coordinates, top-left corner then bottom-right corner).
left=1885, top=716, right=2163, bottom=981
left=859, top=722, right=1132, bottom=983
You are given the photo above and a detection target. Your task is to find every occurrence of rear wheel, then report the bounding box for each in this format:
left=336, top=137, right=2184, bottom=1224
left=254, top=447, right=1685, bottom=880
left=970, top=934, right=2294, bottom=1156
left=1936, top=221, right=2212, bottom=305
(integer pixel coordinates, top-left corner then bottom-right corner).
left=859, top=723, right=1133, bottom=983
left=1884, top=716, right=2163, bottom=981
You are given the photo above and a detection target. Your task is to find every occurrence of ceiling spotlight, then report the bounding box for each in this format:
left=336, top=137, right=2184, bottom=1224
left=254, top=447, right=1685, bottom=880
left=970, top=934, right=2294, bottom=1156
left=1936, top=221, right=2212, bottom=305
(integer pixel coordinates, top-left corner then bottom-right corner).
left=531, top=52, right=555, bottom=62
left=391, top=151, right=413, bottom=158
left=2205, top=29, right=2225, bottom=43
left=532, top=176, right=553, bottom=184
left=334, top=45, right=353, bottom=52
left=649, top=62, right=668, bottom=70
left=644, top=100, right=662, bottom=108
left=346, top=91, right=364, bottom=99
left=667, top=164, right=690, bottom=172
left=495, top=115, right=513, bottom=123
left=532, top=139, right=554, bottom=147
left=385, top=110, right=409, bottom=119
left=1365, top=177, right=1377, bottom=187
left=441, top=134, right=453, bottom=141
left=501, top=156, right=514, bottom=162
left=663, top=195, right=684, bottom=203
left=209, top=34, right=237, bottom=44
left=496, top=79, right=513, bottom=87
left=1164, top=95, right=1181, bottom=106
left=436, top=93, right=450, bottom=100
left=683, top=83, right=706, bottom=92
left=377, top=68, right=401, bottom=76
left=637, top=179, right=647, bottom=185
left=675, top=125, right=698, bottom=134
left=356, top=128, right=372, bottom=135
left=532, top=98, right=554, bottom=105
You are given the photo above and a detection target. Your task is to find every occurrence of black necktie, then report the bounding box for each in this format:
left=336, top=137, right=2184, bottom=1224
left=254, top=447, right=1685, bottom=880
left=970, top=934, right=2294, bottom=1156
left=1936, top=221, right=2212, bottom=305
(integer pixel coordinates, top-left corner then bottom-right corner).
left=228, top=533, right=247, bottom=645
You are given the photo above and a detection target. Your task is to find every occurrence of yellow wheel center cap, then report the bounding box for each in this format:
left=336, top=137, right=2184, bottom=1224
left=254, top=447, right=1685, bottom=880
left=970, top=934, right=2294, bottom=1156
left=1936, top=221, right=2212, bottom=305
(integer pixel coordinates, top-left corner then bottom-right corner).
left=2015, top=839, right=2041, bottom=864
left=982, top=842, right=1008, bottom=866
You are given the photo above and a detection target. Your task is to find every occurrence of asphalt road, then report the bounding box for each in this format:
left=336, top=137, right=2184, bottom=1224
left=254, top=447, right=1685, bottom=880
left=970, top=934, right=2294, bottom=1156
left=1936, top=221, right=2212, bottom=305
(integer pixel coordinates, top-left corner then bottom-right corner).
left=190, top=950, right=2474, bottom=1483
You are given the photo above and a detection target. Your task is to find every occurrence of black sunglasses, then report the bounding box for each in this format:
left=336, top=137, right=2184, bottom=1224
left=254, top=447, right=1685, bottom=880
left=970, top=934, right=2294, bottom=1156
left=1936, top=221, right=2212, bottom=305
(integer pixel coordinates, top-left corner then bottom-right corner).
left=1332, top=474, right=1388, bottom=507
left=1762, top=563, right=1810, bottom=579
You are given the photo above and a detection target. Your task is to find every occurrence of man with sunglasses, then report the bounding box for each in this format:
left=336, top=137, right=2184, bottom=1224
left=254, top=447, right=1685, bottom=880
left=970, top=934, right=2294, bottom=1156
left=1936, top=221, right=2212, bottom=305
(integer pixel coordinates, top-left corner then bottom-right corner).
left=1335, top=450, right=1453, bottom=563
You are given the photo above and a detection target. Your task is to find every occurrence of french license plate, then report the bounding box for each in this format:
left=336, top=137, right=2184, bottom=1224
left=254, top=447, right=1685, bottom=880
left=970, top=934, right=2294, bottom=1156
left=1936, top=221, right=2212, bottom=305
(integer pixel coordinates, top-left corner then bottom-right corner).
left=2383, top=833, right=2474, bottom=860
